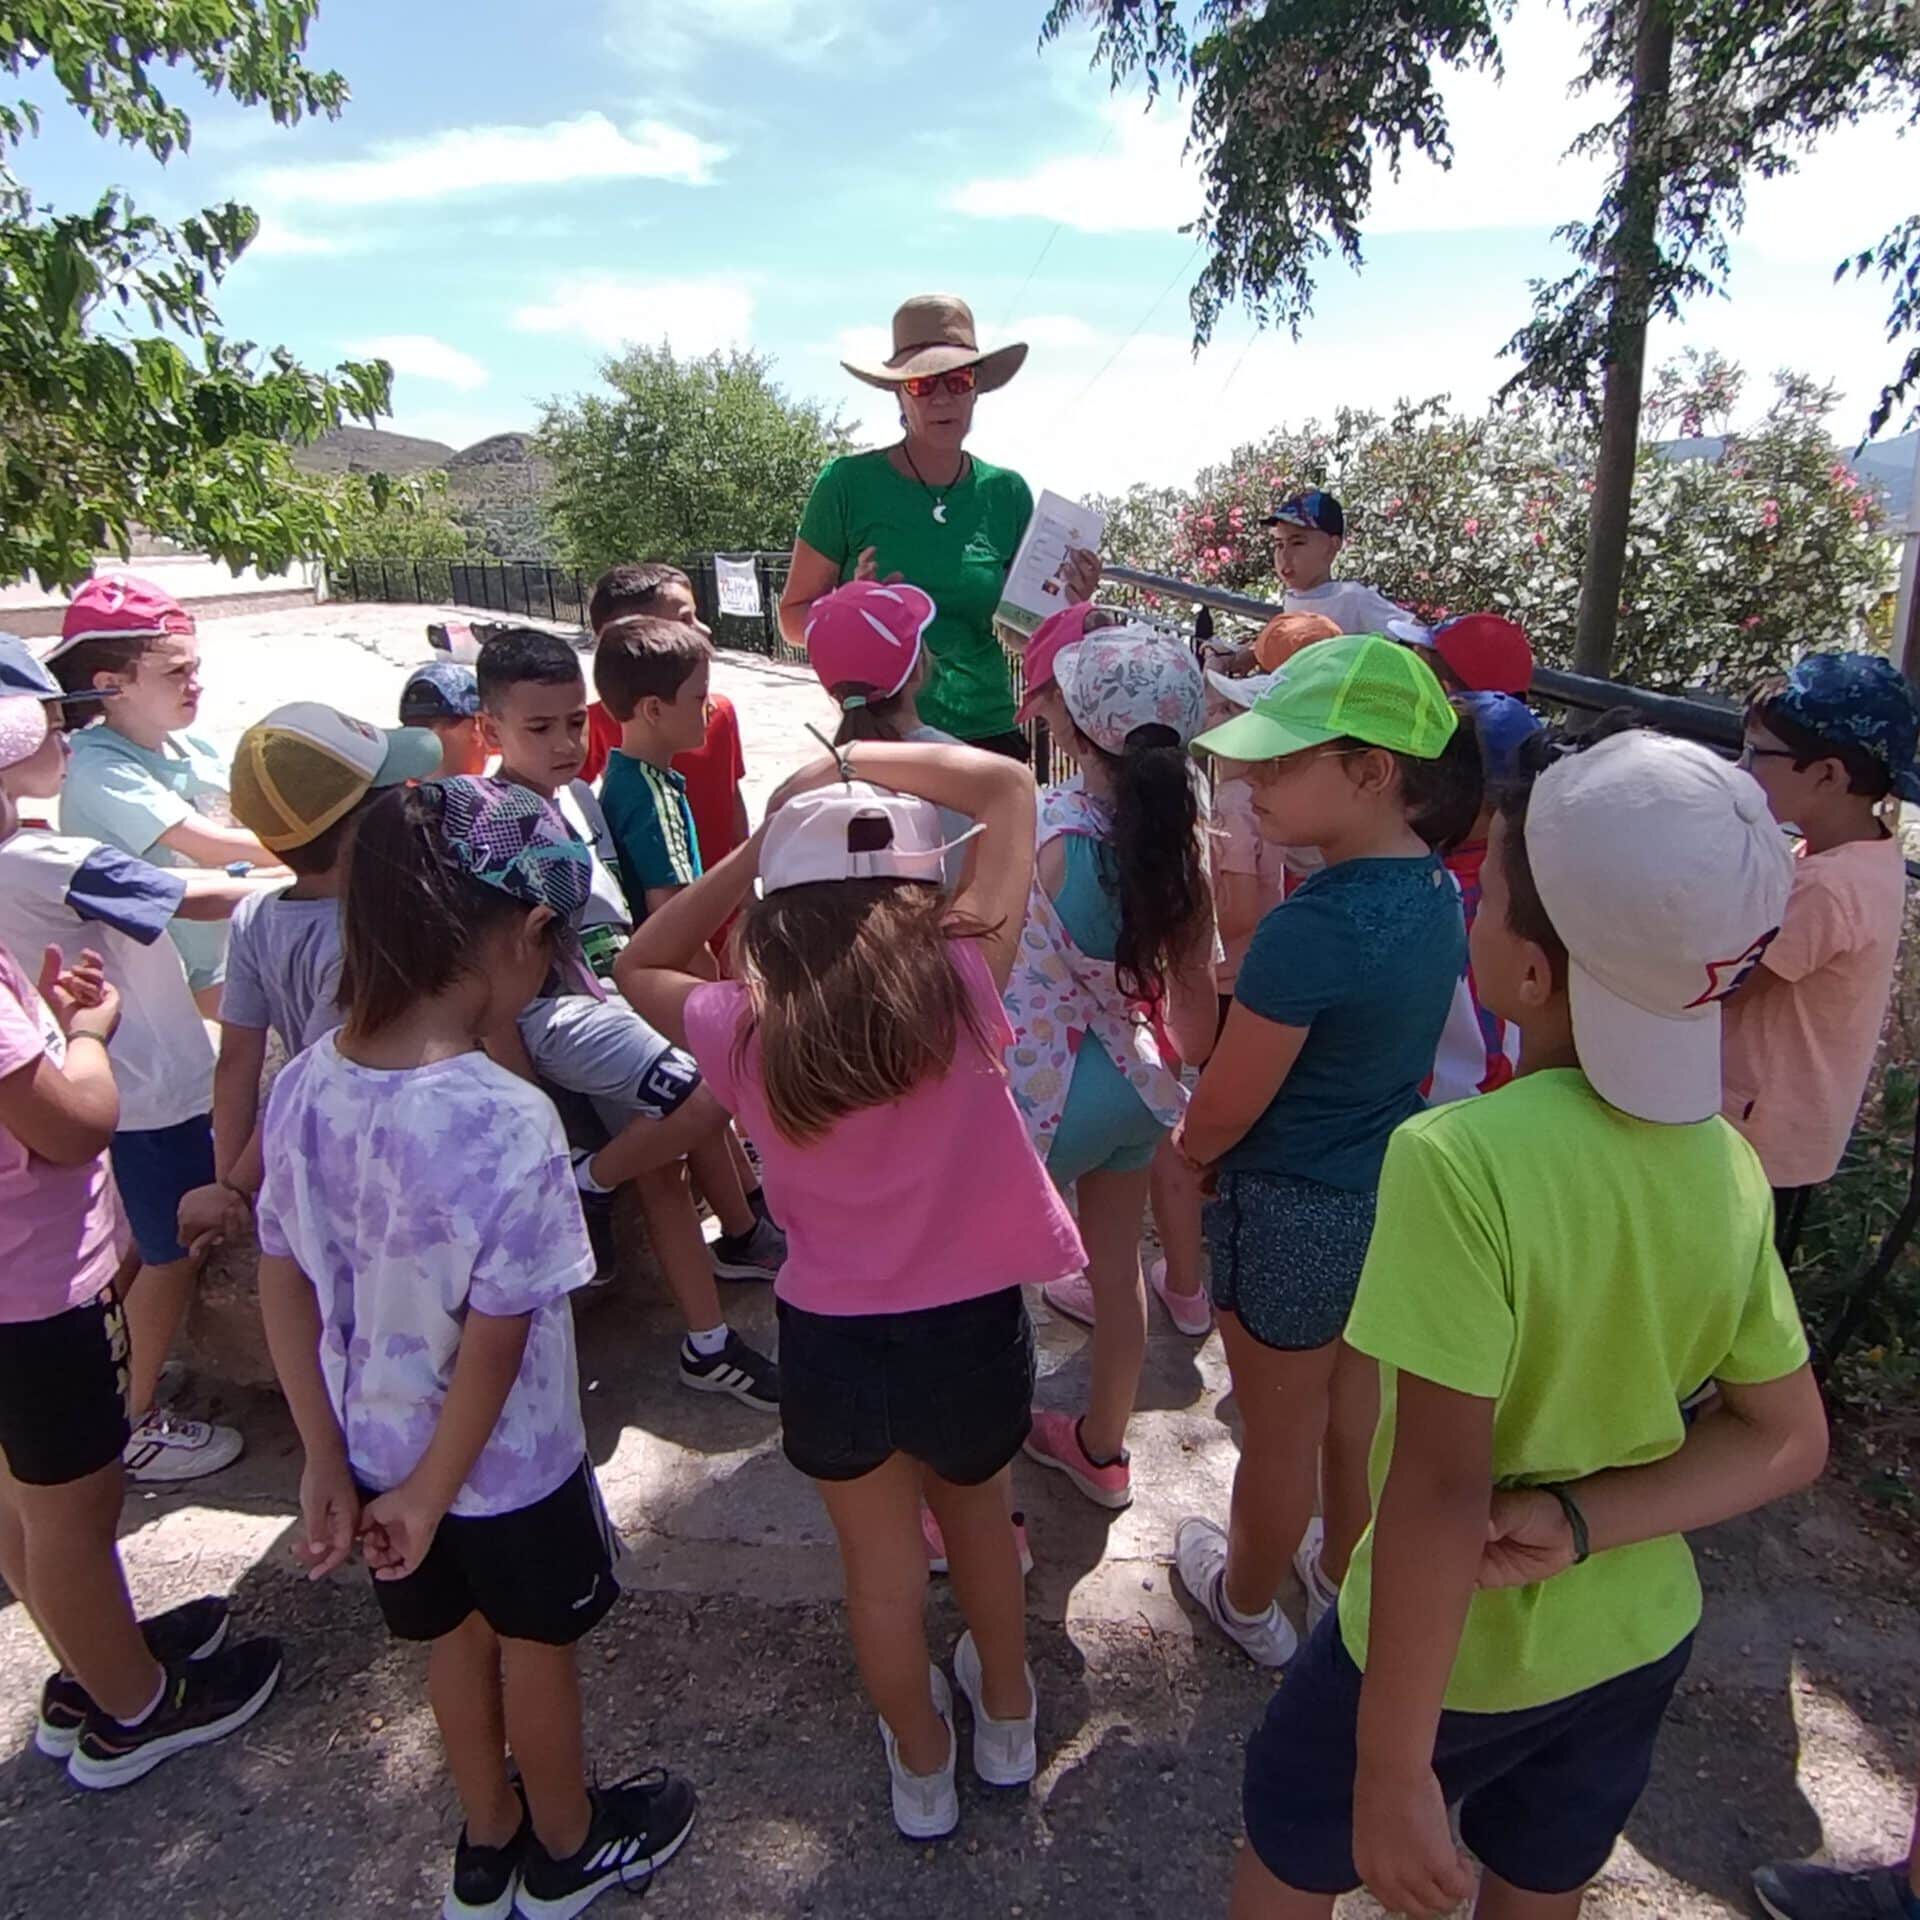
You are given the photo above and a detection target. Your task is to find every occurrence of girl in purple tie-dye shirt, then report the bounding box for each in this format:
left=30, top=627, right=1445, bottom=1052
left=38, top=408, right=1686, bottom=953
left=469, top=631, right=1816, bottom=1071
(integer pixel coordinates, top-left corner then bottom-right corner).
left=257, top=777, right=697, bottom=1918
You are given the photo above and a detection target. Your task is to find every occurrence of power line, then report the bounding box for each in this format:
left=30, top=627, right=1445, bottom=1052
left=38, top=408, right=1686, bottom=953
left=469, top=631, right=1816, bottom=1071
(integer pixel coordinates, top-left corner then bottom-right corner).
left=1048, top=240, right=1204, bottom=428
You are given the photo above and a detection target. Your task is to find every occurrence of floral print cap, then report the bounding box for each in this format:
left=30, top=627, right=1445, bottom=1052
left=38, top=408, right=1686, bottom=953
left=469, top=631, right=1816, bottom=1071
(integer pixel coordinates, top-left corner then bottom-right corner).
left=1052, top=630, right=1206, bottom=755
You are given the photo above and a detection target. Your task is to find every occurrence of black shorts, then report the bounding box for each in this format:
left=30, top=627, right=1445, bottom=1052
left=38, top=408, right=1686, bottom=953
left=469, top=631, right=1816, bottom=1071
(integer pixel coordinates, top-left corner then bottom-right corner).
left=1244, top=1614, right=1693, bottom=1896
left=0, top=1287, right=131, bottom=1486
left=777, top=1287, right=1034, bottom=1485
left=363, top=1458, right=621, bottom=1646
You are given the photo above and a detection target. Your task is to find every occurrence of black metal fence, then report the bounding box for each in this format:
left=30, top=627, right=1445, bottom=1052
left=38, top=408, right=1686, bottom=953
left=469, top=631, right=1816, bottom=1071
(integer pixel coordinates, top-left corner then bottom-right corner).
left=329, top=554, right=805, bottom=666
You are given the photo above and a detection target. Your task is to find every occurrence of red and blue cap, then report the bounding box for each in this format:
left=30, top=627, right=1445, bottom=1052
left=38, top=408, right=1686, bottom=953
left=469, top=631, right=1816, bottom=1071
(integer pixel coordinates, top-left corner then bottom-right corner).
left=1261, top=489, right=1344, bottom=538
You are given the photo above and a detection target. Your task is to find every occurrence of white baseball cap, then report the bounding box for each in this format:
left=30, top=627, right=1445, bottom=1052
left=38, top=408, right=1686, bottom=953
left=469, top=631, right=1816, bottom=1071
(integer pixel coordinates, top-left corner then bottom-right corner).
left=1526, top=731, right=1795, bottom=1124
left=1204, top=665, right=1283, bottom=711
left=760, top=780, right=981, bottom=894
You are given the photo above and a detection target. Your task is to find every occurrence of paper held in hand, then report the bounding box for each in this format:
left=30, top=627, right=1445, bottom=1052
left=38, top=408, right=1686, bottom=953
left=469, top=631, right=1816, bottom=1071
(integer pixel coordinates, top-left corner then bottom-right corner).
left=994, top=490, right=1107, bottom=639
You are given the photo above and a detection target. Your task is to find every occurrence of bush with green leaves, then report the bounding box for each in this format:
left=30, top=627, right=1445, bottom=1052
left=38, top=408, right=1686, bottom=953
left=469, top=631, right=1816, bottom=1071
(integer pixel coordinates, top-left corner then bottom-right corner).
left=324, top=471, right=473, bottom=564
left=1121, top=356, right=1895, bottom=693
left=537, top=345, right=852, bottom=575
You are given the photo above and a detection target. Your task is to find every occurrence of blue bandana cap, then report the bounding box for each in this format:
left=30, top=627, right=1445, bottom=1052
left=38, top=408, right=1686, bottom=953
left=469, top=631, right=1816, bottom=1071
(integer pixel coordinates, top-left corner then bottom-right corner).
left=435, top=776, right=592, bottom=922
left=1770, top=653, right=1920, bottom=803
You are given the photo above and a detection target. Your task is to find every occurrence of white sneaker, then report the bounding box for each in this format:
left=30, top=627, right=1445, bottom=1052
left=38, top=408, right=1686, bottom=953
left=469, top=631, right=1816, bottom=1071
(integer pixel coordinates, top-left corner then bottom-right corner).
left=878, top=1667, right=959, bottom=1840
left=1293, top=1519, right=1340, bottom=1632
left=123, top=1414, right=244, bottom=1484
left=1174, top=1516, right=1299, bottom=1669
left=951, top=1631, right=1036, bottom=1787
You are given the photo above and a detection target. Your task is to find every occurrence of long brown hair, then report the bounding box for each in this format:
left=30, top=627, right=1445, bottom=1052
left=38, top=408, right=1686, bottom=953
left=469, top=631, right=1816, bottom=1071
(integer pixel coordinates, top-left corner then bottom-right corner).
left=732, top=879, right=994, bottom=1145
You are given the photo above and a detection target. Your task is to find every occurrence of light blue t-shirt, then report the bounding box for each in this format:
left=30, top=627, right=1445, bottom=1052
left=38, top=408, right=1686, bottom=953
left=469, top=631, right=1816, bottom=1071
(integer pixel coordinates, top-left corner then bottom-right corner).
left=220, top=888, right=344, bottom=1054
left=1227, top=854, right=1465, bottom=1191
left=60, top=724, right=234, bottom=991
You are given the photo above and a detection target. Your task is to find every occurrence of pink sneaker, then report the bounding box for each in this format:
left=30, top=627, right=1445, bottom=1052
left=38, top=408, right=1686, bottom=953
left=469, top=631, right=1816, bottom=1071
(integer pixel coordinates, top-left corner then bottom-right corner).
left=1040, top=1273, right=1096, bottom=1329
left=1148, top=1257, right=1213, bottom=1338
left=922, top=1504, right=1035, bottom=1577
left=1022, top=1409, right=1132, bottom=1510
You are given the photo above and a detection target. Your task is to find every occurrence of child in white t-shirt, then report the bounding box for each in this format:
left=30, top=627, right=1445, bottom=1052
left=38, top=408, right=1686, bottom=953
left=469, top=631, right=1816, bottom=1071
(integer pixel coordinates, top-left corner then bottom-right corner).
left=1260, top=490, right=1407, bottom=635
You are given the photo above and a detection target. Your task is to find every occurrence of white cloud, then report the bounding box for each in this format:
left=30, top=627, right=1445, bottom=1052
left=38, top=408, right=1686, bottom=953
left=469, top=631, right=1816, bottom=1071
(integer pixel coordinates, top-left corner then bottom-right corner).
left=352, top=335, right=491, bottom=393
left=254, top=112, right=724, bottom=210
left=950, top=105, right=1197, bottom=234
left=247, top=216, right=344, bottom=258
left=513, top=276, right=756, bottom=356
left=606, top=0, right=876, bottom=73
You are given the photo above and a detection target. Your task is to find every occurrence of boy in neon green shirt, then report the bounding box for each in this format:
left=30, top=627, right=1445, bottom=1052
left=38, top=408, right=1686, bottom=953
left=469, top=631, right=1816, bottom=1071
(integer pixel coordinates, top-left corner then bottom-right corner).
left=1232, top=730, right=1831, bottom=1920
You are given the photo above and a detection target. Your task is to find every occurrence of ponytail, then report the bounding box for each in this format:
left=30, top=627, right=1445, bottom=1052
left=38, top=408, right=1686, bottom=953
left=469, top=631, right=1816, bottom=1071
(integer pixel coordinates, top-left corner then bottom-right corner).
left=1094, top=723, right=1209, bottom=1003
left=830, top=679, right=914, bottom=748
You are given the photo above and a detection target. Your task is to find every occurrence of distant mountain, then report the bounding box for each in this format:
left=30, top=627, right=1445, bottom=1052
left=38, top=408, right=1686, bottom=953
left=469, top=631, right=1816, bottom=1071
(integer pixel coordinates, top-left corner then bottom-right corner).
left=445, top=433, right=553, bottom=559
left=1657, top=429, right=1917, bottom=523
left=292, top=426, right=458, bottom=477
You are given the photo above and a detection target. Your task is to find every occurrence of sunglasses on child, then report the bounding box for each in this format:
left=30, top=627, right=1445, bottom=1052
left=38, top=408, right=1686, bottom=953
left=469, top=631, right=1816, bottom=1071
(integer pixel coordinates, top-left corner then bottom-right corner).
left=901, top=366, right=979, bottom=400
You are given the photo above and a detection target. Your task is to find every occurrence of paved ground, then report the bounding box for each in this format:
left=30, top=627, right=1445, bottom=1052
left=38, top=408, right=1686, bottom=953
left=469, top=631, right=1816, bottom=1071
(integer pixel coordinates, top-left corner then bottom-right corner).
left=2, top=601, right=1916, bottom=1917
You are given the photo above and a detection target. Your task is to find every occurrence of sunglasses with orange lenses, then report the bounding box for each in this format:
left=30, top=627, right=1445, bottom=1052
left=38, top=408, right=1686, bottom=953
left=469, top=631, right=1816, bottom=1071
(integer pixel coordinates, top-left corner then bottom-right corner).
left=901, top=365, right=979, bottom=400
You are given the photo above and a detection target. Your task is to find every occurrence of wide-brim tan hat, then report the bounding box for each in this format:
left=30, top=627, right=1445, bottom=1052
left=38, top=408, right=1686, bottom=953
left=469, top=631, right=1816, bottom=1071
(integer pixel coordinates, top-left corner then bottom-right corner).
left=841, top=293, right=1028, bottom=394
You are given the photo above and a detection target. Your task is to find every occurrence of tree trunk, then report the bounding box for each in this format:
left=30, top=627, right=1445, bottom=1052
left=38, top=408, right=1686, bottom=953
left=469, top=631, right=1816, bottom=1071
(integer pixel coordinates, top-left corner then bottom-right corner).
left=1572, top=0, right=1676, bottom=681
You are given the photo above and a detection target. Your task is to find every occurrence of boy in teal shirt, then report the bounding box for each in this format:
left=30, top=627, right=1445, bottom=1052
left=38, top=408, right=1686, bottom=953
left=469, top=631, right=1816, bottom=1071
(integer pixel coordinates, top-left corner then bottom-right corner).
left=1232, top=731, right=1830, bottom=1920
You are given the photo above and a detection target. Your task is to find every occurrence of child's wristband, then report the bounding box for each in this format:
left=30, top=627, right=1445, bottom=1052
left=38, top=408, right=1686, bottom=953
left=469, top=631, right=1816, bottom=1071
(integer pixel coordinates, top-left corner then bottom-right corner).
left=1543, top=1484, right=1591, bottom=1565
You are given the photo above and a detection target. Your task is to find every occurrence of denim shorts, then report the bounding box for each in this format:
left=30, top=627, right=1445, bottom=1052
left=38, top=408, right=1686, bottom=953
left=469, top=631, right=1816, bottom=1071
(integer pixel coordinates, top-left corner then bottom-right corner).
left=1244, top=1614, right=1693, bottom=1896
left=110, top=1114, right=216, bottom=1265
left=777, top=1287, right=1034, bottom=1485
left=1204, top=1170, right=1377, bottom=1350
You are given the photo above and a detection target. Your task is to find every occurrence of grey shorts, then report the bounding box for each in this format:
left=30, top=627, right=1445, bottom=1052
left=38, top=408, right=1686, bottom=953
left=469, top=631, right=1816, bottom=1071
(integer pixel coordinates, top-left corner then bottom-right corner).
left=518, top=993, right=701, bottom=1134
left=1205, top=1171, right=1378, bottom=1351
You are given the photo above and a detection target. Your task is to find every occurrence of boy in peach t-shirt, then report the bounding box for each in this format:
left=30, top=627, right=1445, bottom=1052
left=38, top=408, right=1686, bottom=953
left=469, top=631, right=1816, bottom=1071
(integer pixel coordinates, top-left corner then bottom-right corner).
left=1724, top=654, right=1915, bottom=1253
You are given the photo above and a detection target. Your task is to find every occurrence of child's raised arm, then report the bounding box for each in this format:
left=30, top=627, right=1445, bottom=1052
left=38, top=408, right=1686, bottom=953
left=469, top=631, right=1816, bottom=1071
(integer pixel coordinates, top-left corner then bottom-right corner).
left=616, top=829, right=767, bottom=1050
left=257, top=1252, right=360, bottom=1580
left=788, top=740, right=1038, bottom=990
left=0, top=947, right=120, bottom=1164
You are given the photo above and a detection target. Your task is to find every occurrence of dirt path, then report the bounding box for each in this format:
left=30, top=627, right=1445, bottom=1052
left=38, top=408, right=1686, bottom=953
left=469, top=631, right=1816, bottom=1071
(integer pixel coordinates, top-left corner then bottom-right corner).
left=1, top=1274, right=1914, bottom=1920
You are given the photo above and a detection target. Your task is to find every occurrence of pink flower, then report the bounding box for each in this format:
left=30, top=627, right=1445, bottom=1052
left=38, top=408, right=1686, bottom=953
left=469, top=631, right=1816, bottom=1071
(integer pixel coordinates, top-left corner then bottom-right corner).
left=1533, top=531, right=1547, bottom=548
left=1742, top=613, right=1763, bottom=629
left=1387, top=497, right=1404, bottom=515
left=1197, top=514, right=1216, bottom=533
left=1760, top=499, right=1780, bottom=529
left=1463, top=518, right=1481, bottom=537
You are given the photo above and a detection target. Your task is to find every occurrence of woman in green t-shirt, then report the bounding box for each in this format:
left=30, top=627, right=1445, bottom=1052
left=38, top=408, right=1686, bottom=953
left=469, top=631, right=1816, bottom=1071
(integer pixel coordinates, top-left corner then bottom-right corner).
left=778, top=293, right=1100, bottom=756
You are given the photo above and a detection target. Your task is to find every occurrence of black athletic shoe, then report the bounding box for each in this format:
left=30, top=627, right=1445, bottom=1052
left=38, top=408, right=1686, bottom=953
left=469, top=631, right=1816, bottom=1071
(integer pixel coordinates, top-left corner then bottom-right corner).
left=514, top=1770, right=697, bottom=1920
left=67, top=1635, right=282, bottom=1789
left=677, top=1331, right=779, bottom=1412
left=445, top=1794, right=531, bottom=1920
left=709, top=1216, right=786, bottom=1282
left=36, top=1594, right=231, bottom=1758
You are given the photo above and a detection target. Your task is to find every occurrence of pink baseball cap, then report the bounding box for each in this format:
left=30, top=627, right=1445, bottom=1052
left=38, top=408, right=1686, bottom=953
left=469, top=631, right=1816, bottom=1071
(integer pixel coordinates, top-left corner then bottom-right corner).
left=1054, top=629, right=1206, bottom=755
left=48, top=574, right=196, bottom=662
left=803, top=582, right=936, bottom=706
left=1014, top=602, right=1103, bottom=726
left=0, top=693, right=52, bottom=772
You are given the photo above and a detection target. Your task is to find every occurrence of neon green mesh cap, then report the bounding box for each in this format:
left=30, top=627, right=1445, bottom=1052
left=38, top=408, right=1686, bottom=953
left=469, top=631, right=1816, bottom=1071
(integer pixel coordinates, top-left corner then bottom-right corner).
left=1191, top=632, right=1458, bottom=763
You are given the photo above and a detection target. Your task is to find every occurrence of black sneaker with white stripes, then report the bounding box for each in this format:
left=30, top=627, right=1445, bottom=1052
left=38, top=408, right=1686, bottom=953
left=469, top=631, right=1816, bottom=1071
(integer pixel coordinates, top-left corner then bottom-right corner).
left=677, top=1330, right=779, bottom=1411
left=514, top=1770, right=697, bottom=1920
left=36, top=1593, right=230, bottom=1758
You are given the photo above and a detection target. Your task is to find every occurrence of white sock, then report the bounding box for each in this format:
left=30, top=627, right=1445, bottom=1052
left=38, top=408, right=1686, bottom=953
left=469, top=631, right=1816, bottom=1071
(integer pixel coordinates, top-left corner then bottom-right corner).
left=685, top=1323, right=729, bottom=1358
left=1220, top=1579, right=1272, bottom=1628
left=121, top=1667, right=167, bottom=1727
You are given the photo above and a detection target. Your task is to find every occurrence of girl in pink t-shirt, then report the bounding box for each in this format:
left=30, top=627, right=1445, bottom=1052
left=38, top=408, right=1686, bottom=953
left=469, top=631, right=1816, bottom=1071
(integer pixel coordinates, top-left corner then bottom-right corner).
left=618, top=739, right=1083, bottom=1844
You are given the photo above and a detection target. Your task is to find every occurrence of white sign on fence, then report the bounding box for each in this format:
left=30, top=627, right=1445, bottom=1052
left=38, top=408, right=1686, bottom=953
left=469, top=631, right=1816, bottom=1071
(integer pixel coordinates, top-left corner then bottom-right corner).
left=715, top=556, right=763, bottom=619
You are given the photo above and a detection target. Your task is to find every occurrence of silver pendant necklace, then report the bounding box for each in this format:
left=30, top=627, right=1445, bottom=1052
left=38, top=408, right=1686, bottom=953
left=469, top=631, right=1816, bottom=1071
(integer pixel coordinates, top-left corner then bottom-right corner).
left=901, top=443, right=964, bottom=524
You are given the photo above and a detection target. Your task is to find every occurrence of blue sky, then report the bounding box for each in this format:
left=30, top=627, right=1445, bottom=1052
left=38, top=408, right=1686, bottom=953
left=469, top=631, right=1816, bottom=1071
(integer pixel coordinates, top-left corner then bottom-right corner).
left=14, top=0, right=1919, bottom=501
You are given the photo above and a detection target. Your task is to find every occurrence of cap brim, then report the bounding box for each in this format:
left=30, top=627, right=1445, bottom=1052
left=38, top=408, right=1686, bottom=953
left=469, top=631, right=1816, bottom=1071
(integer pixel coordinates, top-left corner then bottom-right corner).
left=1013, top=679, right=1054, bottom=726
left=1191, top=707, right=1342, bottom=762
left=1205, top=668, right=1281, bottom=711
left=840, top=341, right=1028, bottom=394
left=376, top=726, right=446, bottom=786
left=1567, top=960, right=1724, bottom=1125
left=1386, top=619, right=1433, bottom=646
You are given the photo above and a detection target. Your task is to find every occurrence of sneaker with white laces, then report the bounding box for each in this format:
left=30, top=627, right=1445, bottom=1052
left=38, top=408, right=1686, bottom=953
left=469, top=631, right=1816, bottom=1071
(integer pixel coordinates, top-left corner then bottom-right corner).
left=1174, top=1516, right=1299, bottom=1669
left=122, top=1413, right=244, bottom=1484
left=951, top=1630, right=1037, bottom=1787
left=677, top=1331, right=779, bottom=1411
left=879, top=1667, right=959, bottom=1841
left=1293, top=1518, right=1340, bottom=1632
left=709, top=1216, right=786, bottom=1282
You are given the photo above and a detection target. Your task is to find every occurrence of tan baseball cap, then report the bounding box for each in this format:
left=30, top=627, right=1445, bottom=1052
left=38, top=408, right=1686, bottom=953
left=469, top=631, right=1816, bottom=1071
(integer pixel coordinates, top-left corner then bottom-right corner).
left=231, top=702, right=443, bottom=850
